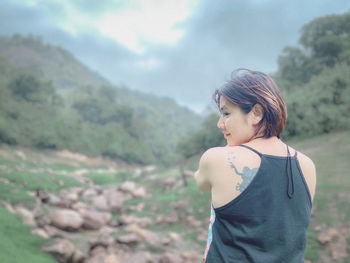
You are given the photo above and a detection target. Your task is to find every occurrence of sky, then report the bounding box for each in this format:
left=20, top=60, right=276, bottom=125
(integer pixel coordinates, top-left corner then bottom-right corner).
left=1, top=0, right=350, bottom=114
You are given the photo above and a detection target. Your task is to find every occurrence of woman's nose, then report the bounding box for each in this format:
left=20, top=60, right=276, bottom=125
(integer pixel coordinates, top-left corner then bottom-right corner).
left=217, top=115, right=225, bottom=129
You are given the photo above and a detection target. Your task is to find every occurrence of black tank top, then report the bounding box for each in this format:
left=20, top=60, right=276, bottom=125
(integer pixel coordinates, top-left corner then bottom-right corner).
left=204, top=144, right=312, bottom=263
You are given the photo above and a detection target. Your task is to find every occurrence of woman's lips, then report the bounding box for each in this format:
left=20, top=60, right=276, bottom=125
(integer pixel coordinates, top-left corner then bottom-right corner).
left=224, top=133, right=231, bottom=138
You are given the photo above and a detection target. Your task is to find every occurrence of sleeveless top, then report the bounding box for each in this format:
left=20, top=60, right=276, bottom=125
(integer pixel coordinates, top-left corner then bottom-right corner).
left=203, top=144, right=312, bottom=263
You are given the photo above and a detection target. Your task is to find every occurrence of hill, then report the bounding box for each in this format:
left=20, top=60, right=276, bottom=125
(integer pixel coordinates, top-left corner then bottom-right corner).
left=0, top=35, right=108, bottom=90
left=0, top=34, right=203, bottom=165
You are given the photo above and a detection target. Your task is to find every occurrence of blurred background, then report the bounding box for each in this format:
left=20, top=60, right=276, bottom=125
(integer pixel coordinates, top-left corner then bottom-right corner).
left=0, top=0, right=349, bottom=262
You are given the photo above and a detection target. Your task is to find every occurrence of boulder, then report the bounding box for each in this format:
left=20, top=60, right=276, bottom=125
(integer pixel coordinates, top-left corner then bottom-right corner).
left=14, top=206, right=36, bottom=226
left=182, top=251, right=201, bottom=261
left=50, top=209, right=83, bottom=230
left=123, top=251, right=152, bottom=263
left=119, top=181, right=137, bottom=193
left=104, top=190, right=127, bottom=212
left=125, top=224, right=160, bottom=245
left=119, top=215, right=152, bottom=227
left=156, top=215, right=179, bottom=225
left=92, top=195, right=109, bottom=211
left=41, top=238, right=75, bottom=263
left=79, top=210, right=112, bottom=230
left=82, top=188, right=98, bottom=200
left=158, top=253, right=183, bottom=263
left=116, top=233, right=140, bottom=244
left=43, top=225, right=70, bottom=238
left=71, top=249, right=86, bottom=263
left=186, top=216, right=201, bottom=227
left=31, top=228, right=50, bottom=239
left=133, top=187, right=147, bottom=198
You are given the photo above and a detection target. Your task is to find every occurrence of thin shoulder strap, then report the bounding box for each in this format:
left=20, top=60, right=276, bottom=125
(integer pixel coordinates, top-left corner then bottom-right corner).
left=238, top=144, right=263, bottom=157
left=286, top=145, right=295, bottom=199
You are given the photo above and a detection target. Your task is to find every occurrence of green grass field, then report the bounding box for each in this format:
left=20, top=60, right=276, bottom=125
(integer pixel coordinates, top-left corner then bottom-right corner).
left=0, top=130, right=349, bottom=262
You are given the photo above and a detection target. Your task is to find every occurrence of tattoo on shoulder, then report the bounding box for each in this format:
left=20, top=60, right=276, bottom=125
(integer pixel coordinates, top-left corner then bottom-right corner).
left=227, top=152, right=258, bottom=193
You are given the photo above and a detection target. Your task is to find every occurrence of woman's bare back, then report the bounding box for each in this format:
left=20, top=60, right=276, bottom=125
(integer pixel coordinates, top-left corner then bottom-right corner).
left=208, top=138, right=316, bottom=209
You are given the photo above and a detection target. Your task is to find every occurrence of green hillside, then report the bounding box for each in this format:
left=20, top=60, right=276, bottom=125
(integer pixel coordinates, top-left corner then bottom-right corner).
left=0, top=35, right=203, bottom=166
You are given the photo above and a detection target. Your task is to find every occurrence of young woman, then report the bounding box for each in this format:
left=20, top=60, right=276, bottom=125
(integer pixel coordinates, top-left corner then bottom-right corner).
left=194, top=69, right=316, bottom=263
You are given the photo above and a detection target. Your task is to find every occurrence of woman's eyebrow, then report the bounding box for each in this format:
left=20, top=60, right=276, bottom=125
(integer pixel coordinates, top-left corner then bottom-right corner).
left=220, top=105, right=228, bottom=112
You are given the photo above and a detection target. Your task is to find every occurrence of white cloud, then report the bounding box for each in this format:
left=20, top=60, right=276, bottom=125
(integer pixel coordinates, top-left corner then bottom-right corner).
left=96, top=0, right=198, bottom=54
left=135, top=57, right=162, bottom=70
left=20, top=0, right=199, bottom=54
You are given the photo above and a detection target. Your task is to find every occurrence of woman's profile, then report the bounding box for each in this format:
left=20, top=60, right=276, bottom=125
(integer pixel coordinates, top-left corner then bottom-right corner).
left=194, top=68, right=316, bottom=263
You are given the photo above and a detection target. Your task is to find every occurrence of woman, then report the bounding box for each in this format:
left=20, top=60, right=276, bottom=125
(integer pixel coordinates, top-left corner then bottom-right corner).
left=194, top=69, right=316, bottom=263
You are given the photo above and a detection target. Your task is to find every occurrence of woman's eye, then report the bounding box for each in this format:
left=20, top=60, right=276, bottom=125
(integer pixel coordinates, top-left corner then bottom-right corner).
left=223, top=112, right=229, bottom=116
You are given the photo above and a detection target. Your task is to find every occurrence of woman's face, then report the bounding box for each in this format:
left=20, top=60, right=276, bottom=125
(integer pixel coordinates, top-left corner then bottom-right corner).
left=217, top=96, right=255, bottom=146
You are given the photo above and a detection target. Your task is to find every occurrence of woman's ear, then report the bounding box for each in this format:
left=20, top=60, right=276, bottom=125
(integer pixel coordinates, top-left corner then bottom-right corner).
left=249, top=104, right=264, bottom=125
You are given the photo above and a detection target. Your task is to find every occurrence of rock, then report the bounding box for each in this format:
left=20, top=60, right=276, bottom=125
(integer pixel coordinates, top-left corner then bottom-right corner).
left=158, top=253, right=183, bottom=263
left=69, top=187, right=84, bottom=196
left=92, top=195, right=109, bottom=211
left=90, top=245, right=106, bottom=256
left=71, top=249, right=86, bottom=263
left=2, top=201, right=16, bottom=213
left=36, top=189, right=50, bottom=202
left=183, top=170, right=194, bottom=178
left=186, top=216, right=201, bottom=227
left=119, top=215, right=152, bottom=227
left=0, top=177, right=10, bottom=185
left=104, top=190, right=126, bottom=212
left=90, top=234, right=115, bottom=250
left=82, top=188, right=98, bottom=199
left=41, top=238, right=75, bottom=263
left=132, top=187, right=147, bottom=198
left=104, top=254, right=120, bottom=263
left=14, top=206, right=36, bottom=226
left=125, top=224, right=160, bottom=245
left=317, top=227, right=341, bottom=245
left=31, top=228, right=50, bottom=239
left=144, top=165, right=156, bottom=172
left=168, top=232, right=181, bottom=242
left=123, top=251, right=152, bottom=263
left=116, top=233, right=141, bottom=244
left=79, top=210, right=112, bottom=230
left=317, top=231, right=331, bottom=245
left=66, top=192, right=79, bottom=202
left=156, top=215, right=179, bottom=225
left=171, top=200, right=189, bottom=211
left=159, top=178, right=176, bottom=190
left=314, top=225, right=321, bottom=231
left=85, top=247, right=106, bottom=263
left=43, top=225, right=70, bottom=239
left=330, top=237, right=348, bottom=259
left=118, top=181, right=147, bottom=198
left=50, top=209, right=83, bottom=231
left=46, top=193, right=63, bottom=206
left=133, top=168, right=142, bottom=177
left=35, top=212, right=51, bottom=227
left=182, top=251, right=200, bottom=261
left=119, top=181, right=137, bottom=193
left=71, top=201, right=87, bottom=211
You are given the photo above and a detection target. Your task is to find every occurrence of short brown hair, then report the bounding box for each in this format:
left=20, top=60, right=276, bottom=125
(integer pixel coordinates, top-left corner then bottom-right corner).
left=213, top=68, right=287, bottom=138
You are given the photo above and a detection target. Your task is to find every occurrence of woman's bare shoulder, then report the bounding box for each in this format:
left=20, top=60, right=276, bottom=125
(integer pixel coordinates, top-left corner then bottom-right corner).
left=295, top=149, right=317, bottom=200
left=296, top=150, right=316, bottom=170
left=201, top=146, right=259, bottom=166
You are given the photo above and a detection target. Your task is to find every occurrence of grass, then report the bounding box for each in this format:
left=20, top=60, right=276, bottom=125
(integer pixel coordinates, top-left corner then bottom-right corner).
left=289, top=130, right=350, bottom=261
left=304, top=229, right=322, bottom=262
left=84, top=170, right=133, bottom=185
left=0, top=171, right=82, bottom=205
left=0, top=206, right=56, bottom=263
left=0, top=130, right=349, bottom=262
